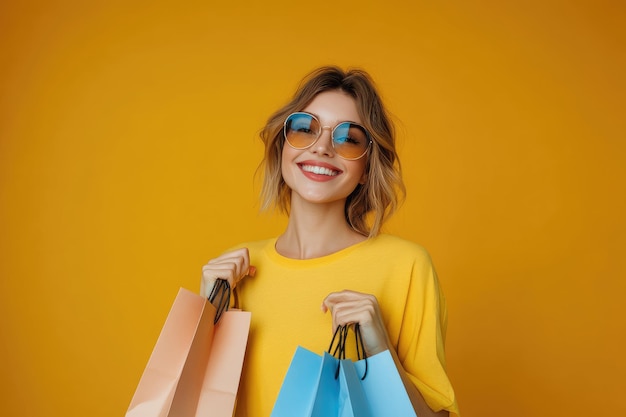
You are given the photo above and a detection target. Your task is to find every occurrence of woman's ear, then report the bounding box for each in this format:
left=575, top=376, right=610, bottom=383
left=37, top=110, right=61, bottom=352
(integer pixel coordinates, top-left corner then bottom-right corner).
left=359, top=172, right=367, bottom=185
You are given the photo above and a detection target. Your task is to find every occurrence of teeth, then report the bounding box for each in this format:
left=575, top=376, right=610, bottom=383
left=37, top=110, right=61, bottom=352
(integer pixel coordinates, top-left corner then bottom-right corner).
left=301, top=165, right=338, bottom=176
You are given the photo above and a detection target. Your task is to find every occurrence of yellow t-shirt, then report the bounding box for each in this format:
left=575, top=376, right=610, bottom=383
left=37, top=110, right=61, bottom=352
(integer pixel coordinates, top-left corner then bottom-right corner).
left=230, top=234, right=459, bottom=416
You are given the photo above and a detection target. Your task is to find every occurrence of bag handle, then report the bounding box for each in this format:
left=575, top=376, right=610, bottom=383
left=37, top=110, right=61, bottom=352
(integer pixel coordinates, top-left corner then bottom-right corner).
left=207, top=278, right=230, bottom=324
left=328, top=323, right=368, bottom=380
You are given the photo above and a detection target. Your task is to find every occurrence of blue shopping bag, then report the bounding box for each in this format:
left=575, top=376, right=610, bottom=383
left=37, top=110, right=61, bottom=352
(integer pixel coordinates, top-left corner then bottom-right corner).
left=271, top=325, right=416, bottom=417
left=271, top=325, right=370, bottom=417
left=354, top=349, right=417, bottom=417
left=270, top=347, right=341, bottom=417
left=338, top=359, right=371, bottom=417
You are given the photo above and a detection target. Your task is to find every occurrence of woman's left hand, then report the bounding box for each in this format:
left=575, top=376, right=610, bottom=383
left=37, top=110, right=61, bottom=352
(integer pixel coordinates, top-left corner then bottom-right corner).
left=321, top=290, right=390, bottom=356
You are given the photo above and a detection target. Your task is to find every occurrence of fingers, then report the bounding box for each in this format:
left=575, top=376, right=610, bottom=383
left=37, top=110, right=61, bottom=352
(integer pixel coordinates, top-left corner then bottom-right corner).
left=322, top=290, right=379, bottom=327
left=331, top=300, right=377, bottom=328
left=322, top=290, right=389, bottom=356
left=201, top=248, right=255, bottom=298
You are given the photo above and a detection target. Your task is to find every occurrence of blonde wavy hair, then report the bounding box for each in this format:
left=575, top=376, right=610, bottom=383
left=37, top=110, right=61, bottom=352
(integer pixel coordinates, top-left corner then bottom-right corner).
left=259, top=66, right=405, bottom=237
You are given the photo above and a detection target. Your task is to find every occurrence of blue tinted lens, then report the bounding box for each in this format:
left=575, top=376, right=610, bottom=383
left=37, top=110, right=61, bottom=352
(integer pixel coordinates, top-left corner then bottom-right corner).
left=285, top=113, right=320, bottom=148
left=289, top=113, right=315, bottom=132
left=332, top=122, right=370, bottom=159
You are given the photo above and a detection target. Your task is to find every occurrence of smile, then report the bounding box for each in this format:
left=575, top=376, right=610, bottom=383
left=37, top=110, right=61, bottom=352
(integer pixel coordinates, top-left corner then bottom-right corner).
left=299, top=164, right=340, bottom=177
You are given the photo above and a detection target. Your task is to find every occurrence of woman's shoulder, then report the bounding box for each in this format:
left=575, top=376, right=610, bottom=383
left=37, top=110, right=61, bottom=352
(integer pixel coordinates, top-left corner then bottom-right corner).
left=368, top=234, right=432, bottom=260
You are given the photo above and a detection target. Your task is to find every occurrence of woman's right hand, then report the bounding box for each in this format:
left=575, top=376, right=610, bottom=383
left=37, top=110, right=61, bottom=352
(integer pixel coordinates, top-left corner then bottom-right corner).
left=201, top=248, right=256, bottom=298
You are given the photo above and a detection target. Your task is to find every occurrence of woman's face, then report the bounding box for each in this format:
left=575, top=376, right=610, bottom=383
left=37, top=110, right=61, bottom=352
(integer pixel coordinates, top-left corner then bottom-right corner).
left=281, top=90, right=367, bottom=207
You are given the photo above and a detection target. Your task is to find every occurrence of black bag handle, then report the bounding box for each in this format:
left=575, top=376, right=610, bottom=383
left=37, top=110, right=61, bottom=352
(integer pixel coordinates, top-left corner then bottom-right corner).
left=354, top=323, right=368, bottom=380
left=328, top=323, right=368, bottom=380
left=207, top=278, right=231, bottom=324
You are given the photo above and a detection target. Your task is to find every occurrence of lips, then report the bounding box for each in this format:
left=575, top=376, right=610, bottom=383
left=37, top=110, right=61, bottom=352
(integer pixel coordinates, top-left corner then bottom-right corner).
left=299, top=164, right=339, bottom=176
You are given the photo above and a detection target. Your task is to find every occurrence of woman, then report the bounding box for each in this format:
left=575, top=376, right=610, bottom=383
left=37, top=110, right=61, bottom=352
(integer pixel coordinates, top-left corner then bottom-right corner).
left=201, top=66, right=459, bottom=417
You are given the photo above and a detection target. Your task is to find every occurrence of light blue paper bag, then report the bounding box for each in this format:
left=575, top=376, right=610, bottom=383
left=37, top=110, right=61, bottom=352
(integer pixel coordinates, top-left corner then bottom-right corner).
left=338, top=359, right=372, bottom=417
left=270, top=347, right=340, bottom=417
left=272, top=323, right=417, bottom=417
left=354, top=349, right=417, bottom=417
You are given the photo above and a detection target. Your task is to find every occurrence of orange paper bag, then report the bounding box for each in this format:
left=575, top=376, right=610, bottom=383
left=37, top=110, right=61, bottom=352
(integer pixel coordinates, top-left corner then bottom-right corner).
left=127, top=287, right=251, bottom=417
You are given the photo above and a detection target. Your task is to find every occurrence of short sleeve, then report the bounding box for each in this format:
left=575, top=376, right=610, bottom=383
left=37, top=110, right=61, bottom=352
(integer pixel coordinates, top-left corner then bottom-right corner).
left=396, top=251, right=460, bottom=416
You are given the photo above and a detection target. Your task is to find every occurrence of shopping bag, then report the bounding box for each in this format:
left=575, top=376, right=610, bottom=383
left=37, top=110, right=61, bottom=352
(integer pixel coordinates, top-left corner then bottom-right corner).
left=126, top=285, right=250, bottom=417
left=270, top=347, right=341, bottom=417
left=194, top=309, right=250, bottom=415
left=271, top=325, right=369, bottom=417
left=272, top=324, right=418, bottom=417
left=354, top=349, right=417, bottom=417
left=337, top=360, right=371, bottom=417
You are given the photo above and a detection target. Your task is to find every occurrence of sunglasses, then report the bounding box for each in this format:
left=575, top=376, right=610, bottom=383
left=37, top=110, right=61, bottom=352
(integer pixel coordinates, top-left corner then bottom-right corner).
left=283, top=112, right=373, bottom=160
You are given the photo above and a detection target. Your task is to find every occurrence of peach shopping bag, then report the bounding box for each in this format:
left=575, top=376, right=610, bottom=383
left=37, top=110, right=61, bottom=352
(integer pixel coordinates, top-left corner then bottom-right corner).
left=126, top=286, right=251, bottom=417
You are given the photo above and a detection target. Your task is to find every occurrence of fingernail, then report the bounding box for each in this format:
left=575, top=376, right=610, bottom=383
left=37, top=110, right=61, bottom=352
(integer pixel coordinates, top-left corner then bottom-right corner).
left=247, top=266, right=257, bottom=277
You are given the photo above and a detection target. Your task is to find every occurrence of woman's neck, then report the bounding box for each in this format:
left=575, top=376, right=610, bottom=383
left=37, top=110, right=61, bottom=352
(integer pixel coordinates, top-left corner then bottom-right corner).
left=275, top=198, right=367, bottom=260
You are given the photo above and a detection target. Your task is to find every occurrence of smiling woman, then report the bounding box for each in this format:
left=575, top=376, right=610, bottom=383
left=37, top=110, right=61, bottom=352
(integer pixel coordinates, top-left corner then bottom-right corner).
left=1, top=2, right=624, bottom=417
left=201, top=66, right=459, bottom=417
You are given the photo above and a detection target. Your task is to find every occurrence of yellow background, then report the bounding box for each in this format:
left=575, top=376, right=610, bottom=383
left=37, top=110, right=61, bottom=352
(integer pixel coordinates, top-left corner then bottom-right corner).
left=1, top=1, right=624, bottom=416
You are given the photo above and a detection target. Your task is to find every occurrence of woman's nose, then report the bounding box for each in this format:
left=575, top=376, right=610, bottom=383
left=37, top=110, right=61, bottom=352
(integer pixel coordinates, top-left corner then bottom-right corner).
left=310, top=126, right=334, bottom=157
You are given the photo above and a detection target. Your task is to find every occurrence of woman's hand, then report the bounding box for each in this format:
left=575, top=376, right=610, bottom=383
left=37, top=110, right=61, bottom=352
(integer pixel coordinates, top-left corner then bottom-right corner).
left=321, top=290, right=390, bottom=356
left=201, top=248, right=256, bottom=298
left=323, top=290, right=448, bottom=416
